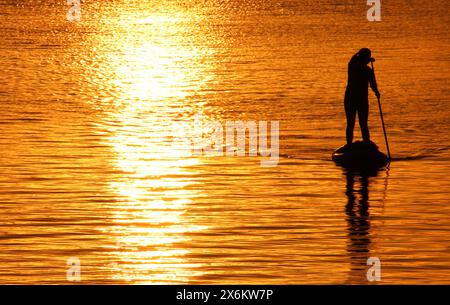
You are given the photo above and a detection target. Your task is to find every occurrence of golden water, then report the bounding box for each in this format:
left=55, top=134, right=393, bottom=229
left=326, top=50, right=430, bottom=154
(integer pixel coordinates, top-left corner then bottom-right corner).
left=0, top=0, right=449, bottom=284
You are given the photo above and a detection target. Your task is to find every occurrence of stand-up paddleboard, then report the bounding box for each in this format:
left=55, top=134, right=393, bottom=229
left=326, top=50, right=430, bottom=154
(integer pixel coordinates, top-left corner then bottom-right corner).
left=332, top=141, right=389, bottom=169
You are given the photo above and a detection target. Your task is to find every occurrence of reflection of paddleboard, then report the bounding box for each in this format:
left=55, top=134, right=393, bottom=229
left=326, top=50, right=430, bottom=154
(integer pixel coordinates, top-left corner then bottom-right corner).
left=332, top=141, right=389, bottom=169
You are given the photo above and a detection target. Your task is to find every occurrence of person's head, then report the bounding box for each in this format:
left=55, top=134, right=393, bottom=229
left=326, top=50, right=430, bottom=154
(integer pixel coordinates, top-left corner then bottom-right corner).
left=357, top=48, right=374, bottom=64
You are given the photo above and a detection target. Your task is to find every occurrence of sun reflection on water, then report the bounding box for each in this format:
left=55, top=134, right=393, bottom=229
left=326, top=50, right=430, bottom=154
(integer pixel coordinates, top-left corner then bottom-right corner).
left=93, top=11, right=213, bottom=284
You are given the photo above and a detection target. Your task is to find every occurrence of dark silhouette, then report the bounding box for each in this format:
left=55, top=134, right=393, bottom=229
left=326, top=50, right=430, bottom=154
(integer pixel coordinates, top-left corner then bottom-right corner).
left=345, top=169, right=371, bottom=283
left=345, top=48, right=381, bottom=145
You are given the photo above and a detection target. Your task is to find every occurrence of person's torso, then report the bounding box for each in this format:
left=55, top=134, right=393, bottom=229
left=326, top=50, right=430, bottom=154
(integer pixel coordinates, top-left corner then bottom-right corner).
left=346, top=57, right=370, bottom=97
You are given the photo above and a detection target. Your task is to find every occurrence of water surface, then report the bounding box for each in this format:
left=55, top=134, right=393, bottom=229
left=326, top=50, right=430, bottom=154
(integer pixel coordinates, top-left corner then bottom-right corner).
left=0, top=0, right=449, bottom=284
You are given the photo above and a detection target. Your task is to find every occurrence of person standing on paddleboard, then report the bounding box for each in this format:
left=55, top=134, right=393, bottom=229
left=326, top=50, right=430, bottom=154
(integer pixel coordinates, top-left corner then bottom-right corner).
left=344, top=48, right=381, bottom=146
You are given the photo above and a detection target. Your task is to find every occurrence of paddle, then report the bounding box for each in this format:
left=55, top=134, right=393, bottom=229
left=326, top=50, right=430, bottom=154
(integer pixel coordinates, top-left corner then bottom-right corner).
left=371, top=60, right=391, bottom=160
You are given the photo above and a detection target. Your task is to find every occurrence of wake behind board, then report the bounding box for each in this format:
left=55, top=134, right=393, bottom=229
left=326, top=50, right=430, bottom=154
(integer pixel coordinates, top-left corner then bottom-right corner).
left=332, top=141, right=389, bottom=169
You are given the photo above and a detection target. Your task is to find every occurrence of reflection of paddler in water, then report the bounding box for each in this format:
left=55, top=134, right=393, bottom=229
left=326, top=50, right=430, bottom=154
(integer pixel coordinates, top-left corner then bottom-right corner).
left=344, top=169, right=372, bottom=283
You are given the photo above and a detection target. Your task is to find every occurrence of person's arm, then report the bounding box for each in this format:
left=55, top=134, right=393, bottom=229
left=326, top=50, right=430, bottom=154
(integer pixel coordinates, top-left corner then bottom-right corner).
left=369, top=68, right=380, bottom=98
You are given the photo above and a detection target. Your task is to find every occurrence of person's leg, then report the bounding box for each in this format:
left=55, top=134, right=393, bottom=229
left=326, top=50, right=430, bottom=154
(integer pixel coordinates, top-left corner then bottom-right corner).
left=345, top=98, right=357, bottom=145
left=358, top=101, right=370, bottom=142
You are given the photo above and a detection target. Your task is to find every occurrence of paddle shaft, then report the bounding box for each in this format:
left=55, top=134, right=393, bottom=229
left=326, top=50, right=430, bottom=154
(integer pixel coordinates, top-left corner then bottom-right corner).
left=371, top=61, right=391, bottom=160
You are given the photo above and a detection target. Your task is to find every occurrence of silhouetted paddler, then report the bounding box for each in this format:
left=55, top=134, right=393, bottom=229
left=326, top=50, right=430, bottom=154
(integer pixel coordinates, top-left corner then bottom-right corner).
left=344, top=48, right=380, bottom=145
